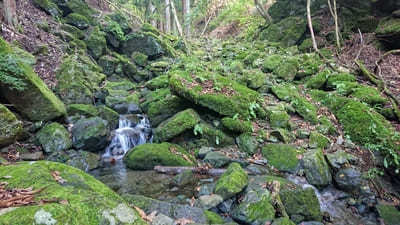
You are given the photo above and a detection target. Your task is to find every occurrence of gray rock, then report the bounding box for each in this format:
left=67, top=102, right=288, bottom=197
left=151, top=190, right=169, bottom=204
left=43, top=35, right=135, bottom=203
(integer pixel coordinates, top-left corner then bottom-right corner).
left=217, top=198, right=235, bottom=213
left=121, top=32, right=164, bottom=59
left=302, top=148, right=332, bottom=188
left=236, top=133, right=259, bottom=154
left=198, top=194, right=223, bottom=209
left=36, top=122, right=72, bottom=154
left=334, top=168, right=362, bottom=192
left=204, top=151, right=232, bottom=168
left=198, top=183, right=216, bottom=196
left=151, top=214, right=174, bottom=225
left=297, top=222, right=324, bottom=225
left=172, top=170, right=197, bottom=187
left=198, top=147, right=214, bottom=159
left=326, top=150, right=357, bottom=169
left=72, top=117, right=109, bottom=152
left=20, top=151, right=44, bottom=161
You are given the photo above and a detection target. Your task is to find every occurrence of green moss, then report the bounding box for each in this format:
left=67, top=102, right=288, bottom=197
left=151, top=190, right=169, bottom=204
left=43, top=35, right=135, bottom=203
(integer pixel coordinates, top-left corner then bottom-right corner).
left=131, top=52, right=148, bottom=67
left=145, top=75, right=169, bottom=90
left=302, top=148, right=332, bottom=188
left=104, top=80, right=136, bottom=91
left=297, top=53, right=322, bottom=78
left=65, top=0, right=95, bottom=22
left=67, top=104, right=99, bottom=117
left=280, top=186, right=322, bottom=223
left=33, top=0, right=61, bottom=17
left=65, top=13, right=89, bottom=30
left=204, top=210, right=225, bottom=224
left=262, top=55, right=283, bottom=72
left=326, top=73, right=356, bottom=89
left=71, top=117, right=109, bottom=152
left=96, top=105, right=119, bottom=129
left=317, top=116, right=336, bottom=135
left=0, top=161, right=145, bottom=225
left=221, top=117, right=253, bottom=133
left=123, top=143, right=194, bottom=170
left=351, top=86, right=388, bottom=106
left=154, top=109, right=201, bottom=142
left=291, top=96, right=318, bottom=124
left=246, top=195, right=275, bottom=222
left=246, top=69, right=267, bottom=89
left=305, top=70, right=330, bottom=89
left=195, top=123, right=235, bottom=147
left=271, top=83, right=300, bottom=102
left=334, top=81, right=361, bottom=95
left=169, top=70, right=260, bottom=118
left=376, top=204, right=400, bottom=225
left=86, top=26, right=106, bottom=59
left=266, top=108, right=291, bottom=129
left=36, top=123, right=72, bottom=153
left=274, top=57, right=299, bottom=81
left=61, top=24, right=85, bottom=39
left=259, top=17, right=307, bottom=47
left=0, top=42, right=66, bottom=121
left=262, top=144, right=302, bottom=173
left=0, top=104, right=22, bottom=147
left=272, top=217, right=296, bottom=225
left=98, top=55, right=118, bottom=76
left=236, top=133, right=259, bottom=154
left=376, top=18, right=400, bottom=36
left=309, top=131, right=331, bottom=149
left=215, top=163, right=248, bottom=200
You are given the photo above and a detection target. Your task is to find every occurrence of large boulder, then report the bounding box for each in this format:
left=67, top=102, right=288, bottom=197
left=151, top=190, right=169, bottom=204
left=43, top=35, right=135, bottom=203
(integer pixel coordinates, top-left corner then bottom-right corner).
left=153, top=109, right=201, bottom=142
left=0, top=104, right=22, bottom=147
left=214, top=163, right=248, bottom=200
left=86, top=26, right=106, bottom=60
left=121, top=32, right=164, bottom=59
left=302, top=148, right=332, bottom=188
left=123, top=143, right=195, bottom=170
left=262, top=144, right=302, bottom=173
left=170, top=71, right=260, bottom=118
left=71, top=117, right=109, bottom=152
left=259, top=17, right=307, bottom=47
left=0, top=161, right=145, bottom=225
left=0, top=38, right=66, bottom=121
left=36, top=122, right=72, bottom=154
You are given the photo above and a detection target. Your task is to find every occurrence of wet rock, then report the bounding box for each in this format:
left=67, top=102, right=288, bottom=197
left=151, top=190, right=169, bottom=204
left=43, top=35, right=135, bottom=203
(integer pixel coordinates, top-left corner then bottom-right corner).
left=154, top=109, right=201, bottom=142
left=326, top=150, right=356, bottom=169
left=309, top=132, right=331, bottom=149
left=124, top=143, right=194, bottom=170
left=20, top=151, right=44, bottom=161
left=334, top=168, right=362, bottom=192
left=72, top=117, right=109, bottom=152
left=197, top=147, right=214, bottom=159
left=246, top=164, right=270, bottom=175
left=36, top=122, right=72, bottom=154
left=198, top=194, right=224, bottom=209
left=262, top=144, right=302, bottom=173
left=215, top=163, right=248, bottom=200
left=151, top=213, right=174, bottom=225
left=0, top=104, right=23, bottom=147
left=302, top=148, right=332, bottom=188
left=236, top=133, right=259, bottom=154
left=97, top=105, right=119, bottom=129
left=67, top=104, right=99, bottom=118
left=123, top=194, right=207, bottom=223
left=172, top=170, right=197, bottom=187
left=297, top=222, right=324, bottom=225
left=204, top=151, right=232, bottom=168
left=105, top=90, right=140, bottom=114
left=199, top=183, right=216, bottom=196
left=66, top=150, right=100, bottom=172
left=218, top=198, right=235, bottom=213
left=0, top=161, right=144, bottom=224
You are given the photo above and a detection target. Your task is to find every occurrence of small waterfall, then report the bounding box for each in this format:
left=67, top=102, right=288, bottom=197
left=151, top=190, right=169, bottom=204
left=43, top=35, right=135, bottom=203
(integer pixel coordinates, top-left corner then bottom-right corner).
left=103, top=114, right=152, bottom=160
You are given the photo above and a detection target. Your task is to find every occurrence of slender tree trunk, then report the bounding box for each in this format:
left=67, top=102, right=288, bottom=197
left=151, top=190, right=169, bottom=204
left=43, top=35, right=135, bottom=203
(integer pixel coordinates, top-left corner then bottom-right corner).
left=165, top=0, right=171, bottom=33
left=3, top=0, right=17, bottom=27
left=333, top=0, right=340, bottom=49
left=171, top=0, right=183, bottom=36
left=307, top=0, right=318, bottom=52
left=182, top=0, right=190, bottom=36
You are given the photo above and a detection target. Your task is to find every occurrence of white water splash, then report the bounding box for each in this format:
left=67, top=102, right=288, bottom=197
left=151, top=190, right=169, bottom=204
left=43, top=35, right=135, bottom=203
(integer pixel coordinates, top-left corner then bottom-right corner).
left=103, top=114, right=152, bottom=160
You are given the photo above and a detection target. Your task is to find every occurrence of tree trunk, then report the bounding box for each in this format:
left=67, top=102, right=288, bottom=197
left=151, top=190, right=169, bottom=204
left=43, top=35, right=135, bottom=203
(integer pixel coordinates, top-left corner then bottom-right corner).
left=165, top=0, right=171, bottom=33
left=307, top=0, right=318, bottom=52
left=3, top=0, right=17, bottom=27
left=170, top=0, right=183, bottom=36
left=182, top=0, right=190, bottom=36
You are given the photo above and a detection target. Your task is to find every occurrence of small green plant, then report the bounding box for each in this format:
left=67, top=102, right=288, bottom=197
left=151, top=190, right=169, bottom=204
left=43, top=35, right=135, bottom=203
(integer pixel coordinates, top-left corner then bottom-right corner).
left=363, top=168, right=384, bottom=179
left=193, top=124, right=203, bottom=136
left=216, top=136, right=220, bottom=145
left=249, top=102, right=260, bottom=119
left=0, top=54, right=27, bottom=91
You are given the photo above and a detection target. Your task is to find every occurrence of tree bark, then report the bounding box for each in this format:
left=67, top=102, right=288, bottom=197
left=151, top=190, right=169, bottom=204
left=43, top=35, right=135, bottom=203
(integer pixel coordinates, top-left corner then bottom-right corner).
left=182, top=0, right=190, bottom=36
left=307, top=0, right=318, bottom=52
left=171, top=0, right=183, bottom=36
left=165, top=0, right=171, bottom=33
left=3, top=0, right=17, bottom=27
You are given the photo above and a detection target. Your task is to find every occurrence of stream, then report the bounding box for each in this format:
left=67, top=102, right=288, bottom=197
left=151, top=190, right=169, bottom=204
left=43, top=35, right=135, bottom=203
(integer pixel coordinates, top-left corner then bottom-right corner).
left=91, top=116, right=380, bottom=224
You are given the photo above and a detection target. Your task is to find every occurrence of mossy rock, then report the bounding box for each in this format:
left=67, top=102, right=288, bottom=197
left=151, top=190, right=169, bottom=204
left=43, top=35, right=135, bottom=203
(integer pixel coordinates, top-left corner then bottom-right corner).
left=98, top=55, right=119, bottom=76
left=259, top=17, right=307, bottom=47
left=221, top=117, right=253, bottom=133
left=0, top=41, right=66, bottom=121
left=231, top=192, right=275, bottom=225
left=154, top=109, right=201, bottom=142
left=195, top=123, right=235, bottom=147
left=271, top=217, right=296, bottom=225
left=97, top=105, right=119, bottom=129
left=237, top=133, right=259, bottom=154
left=33, top=0, right=61, bottom=17
left=121, top=32, right=165, bottom=59
left=291, top=96, right=318, bottom=124
left=71, top=117, right=109, bottom=152
left=302, top=148, right=332, bottom=188
left=309, top=131, right=331, bottom=149
left=215, top=162, right=248, bottom=200
left=317, top=116, right=336, bottom=135
left=271, top=83, right=300, bottom=102
left=0, top=161, right=145, bottom=225
left=86, top=26, right=106, bottom=60
left=246, top=70, right=267, bottom=90
left=296, top=53, right=322, bottom=78
left=169, top=70, right=260, bottom=118
left=376, top=17, right=400, bottom=48
left=326, top=73, right=356, bottom=89
left=274, top=57, right=299, bottom=81
left=56, top=55, right=105, bottom=104
left=280, top=185, right=322, bottom=223
left=376, top=204, right=400, bottom=225
left=305, top=70, right=330, bottom=89
left=131, top=51, right=148, bottom=67
left=65, top=13, right=89, bottom=30
left=262, top=54, right=283, bottom=73
left=0, top=104, right=23, bottom=147
left=60, top=24, right=85, bottom=39
left=123, top=143, right=194, bottom=170
left=145, top=75, right=169, bottom=90
left=262, top=144, right=301, bottom=173
left=104, top=80, right=136, bottom=92
left=350, top=86, right=388, bottom=106
left=36, top=122, right=72, bottom=154
left=67, top=104, right=99, bottom=117
left=62, top=0, right=95, bottom=21
left=266, top=108, right=291, bottom=129
left=204, top=210, right=225, bottom=224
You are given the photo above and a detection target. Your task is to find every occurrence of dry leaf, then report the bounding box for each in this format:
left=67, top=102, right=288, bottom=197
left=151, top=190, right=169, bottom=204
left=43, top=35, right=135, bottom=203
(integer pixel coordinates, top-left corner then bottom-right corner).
left=175, top=218, right=195, bottom=225
left=51, top=171, right=66, bottom=184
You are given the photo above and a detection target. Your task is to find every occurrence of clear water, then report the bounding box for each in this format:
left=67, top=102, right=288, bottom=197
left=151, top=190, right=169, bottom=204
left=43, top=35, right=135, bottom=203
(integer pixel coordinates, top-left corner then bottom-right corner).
left=102, top=114, right=152, bottom=160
